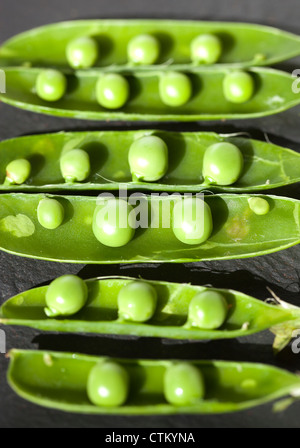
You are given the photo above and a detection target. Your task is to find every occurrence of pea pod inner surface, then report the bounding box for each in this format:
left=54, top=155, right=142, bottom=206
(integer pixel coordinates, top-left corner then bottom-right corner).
left=0, top=192, right=299, bottom=263
left=7, top=349, right=300, bottom=415
left=1, top=130, right=300, bottom=192
left=1, top=67, right=299, bottom=121
left=1, top=276, right=299, bottom=352
left=1, top=20, right=300, bottom=69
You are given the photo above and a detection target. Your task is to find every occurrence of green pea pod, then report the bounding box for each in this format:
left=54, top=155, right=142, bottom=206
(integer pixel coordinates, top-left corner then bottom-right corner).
left=7, top=349, right=300, bottom=415
left=1, top=130, right=300, bottom=192
left=0, top=276, right=299, bottom=353
left=0, top=192, right=299, bottom=263
left=1, top=20, right=300, bottom=69
left=0, top=67, right=299, bottom=121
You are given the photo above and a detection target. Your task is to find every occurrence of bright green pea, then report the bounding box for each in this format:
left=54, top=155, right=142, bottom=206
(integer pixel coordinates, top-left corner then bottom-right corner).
left=188, top=290, right=228, bottom=330
left=127, top=34, right=160, bottom=65
left=118, top=281, right=157, bottom=322
left=5, top=158, right=31, bottom=185
left=96, top=74, right=129, bottom=109
left=172, top=197, right=213, bottom=245
left=248, top=197, right=270, bottom=215
left=223, top=70, right=254, bottom=104
left=44, top=274, right=88, bottom=317
left=87, top=361, right=129, bottom=407
left=92, top=198, right=135, bottom=247
left=128, top=135, right=168, bottom=182
left=35, top=69, right=67, bottom=102
left=66, top=36, right=99, bottom=69
left=191, top=34, right=222, bottom=64
left=60, top=149, right=90, bottom=183
left=37, top=198, right=64, bottom=230
left=164, top=362, right=205, bottom=406
left=159, top=72, right=192, bottom=107
left=202, top=142, right=244, bottom=185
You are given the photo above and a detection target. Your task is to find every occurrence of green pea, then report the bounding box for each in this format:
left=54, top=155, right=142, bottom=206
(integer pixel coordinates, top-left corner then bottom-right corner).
left=164, top=362, right=205, bottom=406
left=37, top=198, right=64, bottom=230
left=159, top=72, right=192, bottom=107
left=118, top=281, right=157, bottom=322
left=248, top=197, right=270, bottom=215
left=191, top=34, right=222, bottom=64
left=127, top=34, right=160, bottom=65
left=60, top=149, right=90, bottom=183
left=188, top=290, right=228, bottom=330
left=202, top=142, right=244, bottom=185
left=66, top=36, right=99, bottom=69
left=128, top=135, right=168, bottom=182
left=35, top=69, right=67, bottom=102
left=172, top=197, right=213, bottom=245
left=5, top=158, right=31, bottom=185
left=87, top=361, right=129, bottom=407
left=44, top=274, right=88, bottom=317
left=96, top=74, right=129, bottom=109
left=92, top=198, right=135, bottom=247
left=223, top=70, right=254, bottom=104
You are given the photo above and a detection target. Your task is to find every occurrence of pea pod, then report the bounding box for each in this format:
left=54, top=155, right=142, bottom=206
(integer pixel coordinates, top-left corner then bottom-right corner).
left=0, top=192, right=299, bottom=263
left=0, top=276, right=299, bottom=352
left=7, top=349, right=300, bottom=415
left=0, top=66, right=299, bottom=121
left=1, top=20, right=300, bottom=69
left=1, top=130, right=300, bottom=192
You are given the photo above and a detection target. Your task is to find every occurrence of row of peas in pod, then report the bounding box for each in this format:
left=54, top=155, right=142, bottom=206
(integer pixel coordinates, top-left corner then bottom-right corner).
left=35, top=67, right=254, bottom=107
left=1, top=19, right=300, bottom=416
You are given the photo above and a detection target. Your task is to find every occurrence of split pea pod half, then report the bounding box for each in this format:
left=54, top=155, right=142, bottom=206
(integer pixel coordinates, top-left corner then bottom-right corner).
left=1, top=276, right=300, bottom=352
left=1, top=20, right=300, bottom=69
left=1, top=130, right=300, bottom=192
left=0, top=193, right=299, bottom=263
left=6, top=349, right=300, bottom=415
left=1, top=67, right=299, bottom=121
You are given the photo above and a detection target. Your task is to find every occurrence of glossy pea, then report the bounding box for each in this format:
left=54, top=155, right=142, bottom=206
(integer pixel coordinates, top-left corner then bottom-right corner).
left=92, top=198, right=135, bottom=247
left=127, top=34, right=160, bottom=65
left=118, top=281, right=157, bottom=322
left=159, top=72, right=192, bottom=107
left=96, top=73, right=129, bottom=109
left=60, top=149, right=90, bottom=183
left=87, top=361, right=129, bottom=407
left=164, top=362, right=205, bottom=405
left=223, top=70, right=254, bottom=103
left=35, top=69, right=67, bottom=102
left=44, top=274, right=88, bottom=317
left=5, top=159, right=31, bottom=185
left=191, top=34, right=222, bottom=64
left=128, top=135, right=168, bottom=182
left=202, top=142, right=244, bottom=186
left=248, top=197, right=270, bottom=215
left=172, top=197, right=213, bottom=245
left=37, top=198, right=64, bottom=230
left=188, top=290, right=228, bottom=330
left=66, top=36, right=99, bottom=69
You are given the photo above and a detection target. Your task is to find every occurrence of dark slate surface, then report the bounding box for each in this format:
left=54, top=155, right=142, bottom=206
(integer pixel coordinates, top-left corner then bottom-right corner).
left=1, top=0, right=300, bottom=428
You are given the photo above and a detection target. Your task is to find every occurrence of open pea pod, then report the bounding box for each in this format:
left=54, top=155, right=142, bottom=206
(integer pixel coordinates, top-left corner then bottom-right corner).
left=1, top=66, right=299, bottom=121
left=0, top=276, right=299, bottom=352
left=0, top=192, right=299, bottom=263
left=1, top=130, right=300, bottom=193
left=1, top=20, right=300, bottom=69
left=7, top=349, right=300, bottom=415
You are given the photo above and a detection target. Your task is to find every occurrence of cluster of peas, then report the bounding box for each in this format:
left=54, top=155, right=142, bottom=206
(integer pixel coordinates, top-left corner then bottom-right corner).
left=4, top=134, right=270, bottom=244
left=34, top=33, right=255, bottom=108
left=44, top=274, right=228, bottom=406
left=3, top=33, right=271, bottom=409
